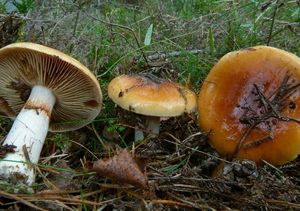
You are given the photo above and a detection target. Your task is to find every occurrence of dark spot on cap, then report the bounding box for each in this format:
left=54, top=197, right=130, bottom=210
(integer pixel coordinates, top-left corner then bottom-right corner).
left=119, top=91, right=124, bottom=97
left=288, top=101, right=296, bottom=110
left=84, top=100, right=99, bottom=108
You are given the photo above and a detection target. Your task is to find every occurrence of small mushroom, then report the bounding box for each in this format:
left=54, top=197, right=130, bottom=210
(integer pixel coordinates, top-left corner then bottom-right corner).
left=0, top=42, right=102, bottom=184
left=108, top=74, right=197, bottom=141
left=198, top=46, right=300, bottom=165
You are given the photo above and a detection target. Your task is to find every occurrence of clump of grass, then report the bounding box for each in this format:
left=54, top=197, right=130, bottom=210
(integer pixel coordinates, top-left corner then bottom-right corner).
left=47, top=133, right=70, bottom=151
left=13, top=0, right=35, bottom=14
left=0, top=2, right=7, bottom=13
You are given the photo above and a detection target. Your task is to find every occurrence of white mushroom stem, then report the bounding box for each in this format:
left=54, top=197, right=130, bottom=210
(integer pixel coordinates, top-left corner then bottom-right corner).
left=135, top=116, right=160, bottom=141
left=0, top=85, right=55, bottom=185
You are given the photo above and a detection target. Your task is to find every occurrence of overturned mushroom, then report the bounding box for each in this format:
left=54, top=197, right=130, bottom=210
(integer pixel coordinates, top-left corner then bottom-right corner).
left=198, top=46, right=300, bottom=165
left=0, top=42, right=102, bottom=184
left=108, top=74, right=197, bottom=141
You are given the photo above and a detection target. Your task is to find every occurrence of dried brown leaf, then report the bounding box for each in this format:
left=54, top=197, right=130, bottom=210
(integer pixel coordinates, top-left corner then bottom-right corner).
left=92, top=149, right=148, bottom=189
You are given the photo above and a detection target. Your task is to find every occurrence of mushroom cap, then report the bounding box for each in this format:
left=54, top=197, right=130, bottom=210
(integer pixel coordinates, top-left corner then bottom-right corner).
left=198, top=46, right=300, bottom=165
left=0, top=42, right=102, bottom=132
left=108, top=74, right=197, bottom=117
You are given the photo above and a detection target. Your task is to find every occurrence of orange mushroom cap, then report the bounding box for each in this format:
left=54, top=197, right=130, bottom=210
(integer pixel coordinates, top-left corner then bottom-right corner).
left=108, top=74, right=197, bottom=117
left=198, top=46, right=300, bottom=165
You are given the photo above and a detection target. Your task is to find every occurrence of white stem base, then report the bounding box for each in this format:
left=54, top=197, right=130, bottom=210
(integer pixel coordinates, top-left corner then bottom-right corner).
left=146, top=116, right=160, bottom=138
left=0, top=86, right=55, bottom=185
left=134, top=116, right=160, bottom=141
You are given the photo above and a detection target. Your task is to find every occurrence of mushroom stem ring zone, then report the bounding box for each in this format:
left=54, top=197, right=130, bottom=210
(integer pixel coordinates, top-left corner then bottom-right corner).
left=135, top=116, right=160, bottom=141
left=0, top=42, right=102, bottom=185
left=0, top=86, right=55, bottom=184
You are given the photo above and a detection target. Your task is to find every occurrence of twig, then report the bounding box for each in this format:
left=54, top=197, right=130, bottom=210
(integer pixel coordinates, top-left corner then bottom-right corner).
left=161, top=138, right=230, bottom=163
left=16, top=194, right=119, bottom=206
left=266, top=199, right=300, bottom=209
left=236, top=72, right=300, bottom=155
left=147, top=49, right=203, bottom=61
left=234, top=124, right=256, bottom=156
left=22, top=144, right=33, bottom=170
left=91, top=122, right=109, bottom=152
left=262, top=160, right=284, bottom=175
left=148, top=199, right=194, bottom=209
left=68, top=139, right=99, bottom=160
left=0, top=190, right=47, bottom=211
left=167, top=192, right=216, bottom=210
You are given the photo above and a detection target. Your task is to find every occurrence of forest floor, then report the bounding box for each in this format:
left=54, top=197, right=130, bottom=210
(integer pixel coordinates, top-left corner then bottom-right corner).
left=0, top=0, right=300, bottom=210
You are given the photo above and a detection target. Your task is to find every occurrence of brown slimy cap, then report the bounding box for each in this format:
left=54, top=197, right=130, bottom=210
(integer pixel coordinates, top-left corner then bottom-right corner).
left=108, top=74, right=197, bottom=117
left=198, top=45, right=300, bottom=165
left=0, top=42, right=102, bottom=131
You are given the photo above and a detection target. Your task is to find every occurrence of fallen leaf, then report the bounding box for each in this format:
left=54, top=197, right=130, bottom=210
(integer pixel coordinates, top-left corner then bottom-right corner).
left=92, top=149, right=148, bottom=189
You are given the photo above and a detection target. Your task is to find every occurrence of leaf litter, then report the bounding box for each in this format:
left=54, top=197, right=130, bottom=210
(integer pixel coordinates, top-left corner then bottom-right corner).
left=91, top=149, right=148, bottom=189
left=0, top=1, right=300, bottom=210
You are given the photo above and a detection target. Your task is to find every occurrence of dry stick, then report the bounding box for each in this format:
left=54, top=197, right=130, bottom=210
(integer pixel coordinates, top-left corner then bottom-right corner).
left=278, top=82, right=300, bottom=103
left=37, top=189, right=80, bottom=195
left=167, top=191, right=216, bottom=210
left=271, top=74, right=291, bottom=102
left=266, top=199, right=300, bottom=209
left=149, top=199, right=194, bottom=209
left=68, top=139, right=99, bottom=160
left=269, top=79, right=300, bottom=123
left=254, top=84, right=279, bottom=117
left=17, top=195, right=111, bottom=206
left=87, top=14, right=149, bottom=64
left=233, top=124, right=256, bottom=156
left=92, top=122, right=109, bottom=152
left=74, top=189, right=109, bottom=199
left=235, top=73, right=300, bottom=155
left=147, top=49, right=203, bottom=61
left=0, top=190, right=47, bottom=211
left=162, top=138, right=230, bottom=163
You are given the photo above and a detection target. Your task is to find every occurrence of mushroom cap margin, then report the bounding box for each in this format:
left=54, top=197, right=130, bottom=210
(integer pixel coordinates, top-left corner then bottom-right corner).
left=0, top=42, right=102, bottom=132
left=198, top=45, right=300, bottom=165
left=108, top=74, right=197, bottom=117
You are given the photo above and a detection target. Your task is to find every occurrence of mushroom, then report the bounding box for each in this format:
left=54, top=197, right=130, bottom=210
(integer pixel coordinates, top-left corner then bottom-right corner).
left=108, top=74, right=197, bottom=141
left=198, top=46, right=300, bottom=165
left=0, top=42, right=102, bottom=184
